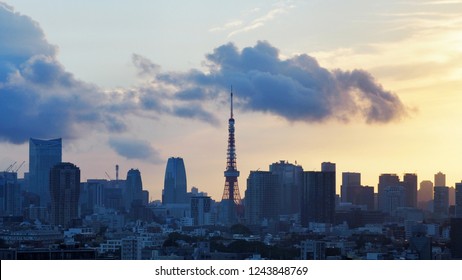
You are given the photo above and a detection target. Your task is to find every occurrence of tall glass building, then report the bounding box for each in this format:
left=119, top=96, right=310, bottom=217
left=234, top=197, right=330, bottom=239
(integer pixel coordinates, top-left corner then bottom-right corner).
left=29, top=138, right=62, bottom=206
left=162, top=157, right=187, bottom=204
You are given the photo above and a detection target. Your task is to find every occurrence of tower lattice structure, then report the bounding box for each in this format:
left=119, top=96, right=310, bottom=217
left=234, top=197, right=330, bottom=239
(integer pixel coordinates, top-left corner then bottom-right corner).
left=221, top=88, right=242, bottom=222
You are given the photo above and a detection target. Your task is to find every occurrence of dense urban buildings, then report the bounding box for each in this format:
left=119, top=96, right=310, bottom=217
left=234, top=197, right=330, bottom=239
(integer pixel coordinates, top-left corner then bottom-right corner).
left=2, top=105, right=462, bottom=260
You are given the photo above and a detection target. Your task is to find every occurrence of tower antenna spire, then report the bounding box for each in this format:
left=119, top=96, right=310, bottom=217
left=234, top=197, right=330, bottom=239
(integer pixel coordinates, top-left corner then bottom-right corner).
left=230, top=85, right=233, bottom=119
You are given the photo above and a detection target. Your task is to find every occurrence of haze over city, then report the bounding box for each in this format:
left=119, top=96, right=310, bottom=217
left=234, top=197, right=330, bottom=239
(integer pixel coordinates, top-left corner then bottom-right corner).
left=2, top=0, right=462, bottom=202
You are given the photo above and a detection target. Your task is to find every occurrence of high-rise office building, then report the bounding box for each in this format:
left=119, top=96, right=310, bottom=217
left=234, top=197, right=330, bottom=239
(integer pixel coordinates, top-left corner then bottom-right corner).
left=162, top=157, right=187, bottom=204
left=29, top=138, right=62, bottom=206
left=341, top=172, right=361, bottom=203
left=301, top=163, right=336, bottom=226
left=269, top=160, right=303, bottom=215
left=434, top=186, right=449, bottom=218
left=0, top=171, right=21, bottom=216
left=434, top=172, right=446, bottom=187
left=418, top=180, right=433, bottom=207
left=191, top=196, right=213, bottom=226
left=125, top=169, right=143, bottom=209
left=49, top=162, right=80, bottom=228
left=378, top=174, right=400, bottom=213
left=455, top=182, right=462, bottom=218
left=403, top=173, right=417, bottom=208
left=221, top=89, right=242, bottom=225
left=245, top=171, right=279, bottom=225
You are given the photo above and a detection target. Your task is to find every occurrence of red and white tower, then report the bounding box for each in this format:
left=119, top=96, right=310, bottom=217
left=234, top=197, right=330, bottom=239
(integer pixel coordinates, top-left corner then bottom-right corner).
left=221, top=88, right=242, bottom=224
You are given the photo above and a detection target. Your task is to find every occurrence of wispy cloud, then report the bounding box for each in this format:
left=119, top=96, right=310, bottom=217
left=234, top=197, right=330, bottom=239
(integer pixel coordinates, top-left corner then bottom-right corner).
left=209, top=1, right=295, bottom=38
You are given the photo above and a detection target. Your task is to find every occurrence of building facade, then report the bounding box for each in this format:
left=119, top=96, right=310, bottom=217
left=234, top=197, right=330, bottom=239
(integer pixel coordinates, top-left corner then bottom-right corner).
left=162, top=157, right=187, bottom=204
left=29, top=138, right=62, bottom=206
left=49, top=162, right=80, bottom=228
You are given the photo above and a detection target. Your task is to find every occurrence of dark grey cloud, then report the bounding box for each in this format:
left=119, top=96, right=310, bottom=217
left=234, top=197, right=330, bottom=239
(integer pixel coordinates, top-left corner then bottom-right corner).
left=0, top=4, right=218, bottom=146
left=151, top=41, right=408, bottom=123
left=108, top=137, right=163, bottom=164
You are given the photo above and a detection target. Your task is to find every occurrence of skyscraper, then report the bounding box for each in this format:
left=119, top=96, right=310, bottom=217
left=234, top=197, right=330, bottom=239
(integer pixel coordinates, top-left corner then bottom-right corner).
left=341, top=172, right=361, bottom=203
left=49, top=162, right=80, bottom=228
left=403, top=173, right=417, bottom=208
left=434, top=186, right=449, bottom=218
left=434, top=172, right=446, bottom=187
left=455, top=182, right=462, bottom=218
left=162, top=157, right=187, bottom=204
left=0, top=171, right=21, bottom=216
left=269, top=160, right=303, bottom=215
left=29, top=138, right=62, bottom=206
left=301, top=162, right=336, bottom=226
left=221, top=89, right=242, bottom=224
left=418, top=180, right=433, bottom=210
left=245, top=171, right=279, bottom=225
left=378, top=174, right=400, bottom=213
left=125, top=168, right=143, bottom=209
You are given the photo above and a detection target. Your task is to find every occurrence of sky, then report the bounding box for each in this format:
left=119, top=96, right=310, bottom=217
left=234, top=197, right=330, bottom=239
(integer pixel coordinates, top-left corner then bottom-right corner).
left=1, top=0, right=462, bottom=201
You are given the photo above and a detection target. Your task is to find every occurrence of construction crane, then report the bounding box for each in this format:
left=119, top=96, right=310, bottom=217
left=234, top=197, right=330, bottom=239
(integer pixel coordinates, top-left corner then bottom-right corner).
left=5, top=161, right=17, bottom=172
left=15, top=161, right=25, bottom=173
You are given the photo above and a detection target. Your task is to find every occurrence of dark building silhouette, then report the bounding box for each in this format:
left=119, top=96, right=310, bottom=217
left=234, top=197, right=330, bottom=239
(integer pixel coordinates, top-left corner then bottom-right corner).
left=245, top=171, right=279, bottom=225
left=49, top=162, right=80, bottom=228
left=221, top=89, right=242, bottom=224
left=418, top=180, right=433, bottom=210
left=0, top=172, right=21, bottom=216
left=125, top=169, right=143, bottom=210
left=269, top=160, right=303, bottom=216
left=162, top=157, right=187, bottom=204
left=403, top=173, right=417, bottom=208
left=450, top=218, right=462, bottom=259
left=29, top=138, right=62, bottom=206
left=378, top=174, right=407, bottom=213
left=301, top=163, right=336, bottom=226
left=191, top=196, right=212, bottom=226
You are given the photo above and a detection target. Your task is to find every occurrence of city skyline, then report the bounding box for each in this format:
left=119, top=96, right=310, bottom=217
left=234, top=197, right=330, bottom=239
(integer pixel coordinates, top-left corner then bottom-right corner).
left=2, top=1, right=462, bottom=201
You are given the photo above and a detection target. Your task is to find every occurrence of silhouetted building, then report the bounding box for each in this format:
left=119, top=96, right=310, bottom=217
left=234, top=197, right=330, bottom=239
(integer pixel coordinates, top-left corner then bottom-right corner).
left=456, top=182, right=462, bottom=218
left=450, top=218, right=462, bottom=259
left=378, top=174, right=400, bottom=213
left=341, top=172, right=374, bottom=210
left=434, top=172, right=446, bottom=187
left=191, top=196, right=213, bottom=226
left=301, top=163, right=336, bottom=226
left=418, top=180, right=433, bottom=210
left=434, top=186, right=449, bottom=218
left=162, top=157, right=187, bottom=204
left=382, top=185, right=405, bottom=214
left=125, top=169, right=143, bottom=210
left=0, top=172, right=21, bottom=216
left=341, top=172, right=361, bottom=203
left=403, top=173, right=417, bottom=208
left=29, top=138, right=62, bottom=206
left=49, top=162, right=80, bottom=228
left=269, top=160, right=303, bottom=215
left=245, top=171, right=279, bottom=225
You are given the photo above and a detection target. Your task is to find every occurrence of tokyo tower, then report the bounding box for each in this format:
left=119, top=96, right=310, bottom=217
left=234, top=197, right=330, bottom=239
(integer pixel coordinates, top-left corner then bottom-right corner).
left=221, top=88, right=242, bottom=224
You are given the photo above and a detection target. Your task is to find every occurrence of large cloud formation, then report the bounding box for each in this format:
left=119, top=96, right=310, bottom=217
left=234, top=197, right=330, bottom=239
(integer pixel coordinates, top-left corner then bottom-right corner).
left=0, top=3, right=408, bottom=155
left=153, top=42, right=407, bottom=123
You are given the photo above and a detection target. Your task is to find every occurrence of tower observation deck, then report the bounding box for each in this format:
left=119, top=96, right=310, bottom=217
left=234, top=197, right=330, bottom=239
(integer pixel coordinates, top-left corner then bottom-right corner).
left=221, top=88, right=242, bottom=224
